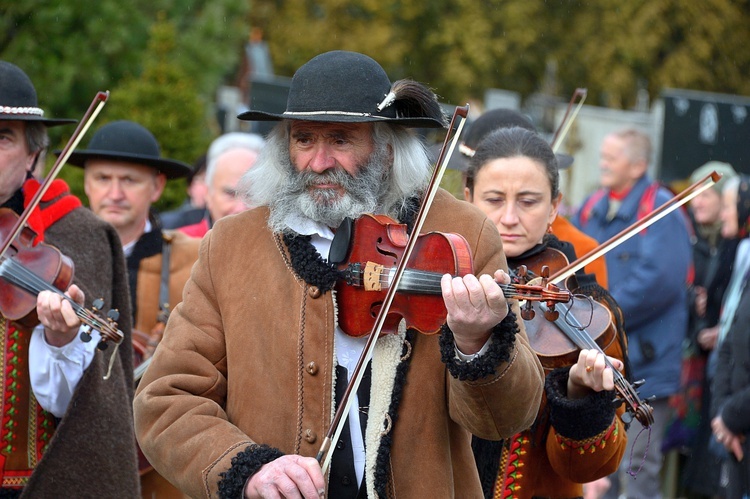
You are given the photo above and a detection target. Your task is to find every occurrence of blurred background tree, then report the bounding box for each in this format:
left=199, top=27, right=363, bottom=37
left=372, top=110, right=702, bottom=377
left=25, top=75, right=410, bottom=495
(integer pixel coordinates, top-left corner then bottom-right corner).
left=251, top=0, right=750, bottom=107
left=1, top=0, right=248, bottom=209
left=60, top=16, right=212, bottom=210
left=2, top=0, right=749, bottom=205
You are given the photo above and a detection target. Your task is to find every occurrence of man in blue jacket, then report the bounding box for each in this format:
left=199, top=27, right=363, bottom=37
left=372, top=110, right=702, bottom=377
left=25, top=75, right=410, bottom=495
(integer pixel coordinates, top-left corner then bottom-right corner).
left=575, top=128, right=691, bottom=499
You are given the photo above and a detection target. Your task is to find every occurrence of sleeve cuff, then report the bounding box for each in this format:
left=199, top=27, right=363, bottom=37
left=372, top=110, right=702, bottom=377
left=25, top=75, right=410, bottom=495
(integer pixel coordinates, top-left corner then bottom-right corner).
left=439, top=311, right=519, bottom=381
left=454, top=336, right=493, bottom=362
left=545, top=366, right=617, bottom=440
left=217, top=444, right=285, bottom=499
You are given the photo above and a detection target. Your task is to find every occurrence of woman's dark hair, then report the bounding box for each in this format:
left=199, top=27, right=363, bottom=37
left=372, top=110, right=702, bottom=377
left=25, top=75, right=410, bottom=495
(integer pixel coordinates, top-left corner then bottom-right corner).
left=465, top=126, right=559, bottom=200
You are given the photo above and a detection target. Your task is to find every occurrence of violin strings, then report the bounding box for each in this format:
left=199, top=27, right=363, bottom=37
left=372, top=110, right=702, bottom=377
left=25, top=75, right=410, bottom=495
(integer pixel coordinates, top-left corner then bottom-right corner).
left=0, top=257, right=119, bottom=342
left=353, top=261, right=649, bottom=423
left=369, top=265, right=562, bottom=300
left=546, top=299, right=641, bottom=406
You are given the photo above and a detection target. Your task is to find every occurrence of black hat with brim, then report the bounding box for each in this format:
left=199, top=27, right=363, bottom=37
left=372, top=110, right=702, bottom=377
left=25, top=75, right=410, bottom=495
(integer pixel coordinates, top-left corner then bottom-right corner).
left=238, top=51, right=447, bottom=129
left=62, top=120, right=191, bottom=179
left=0, top=61, right=76, bottom=127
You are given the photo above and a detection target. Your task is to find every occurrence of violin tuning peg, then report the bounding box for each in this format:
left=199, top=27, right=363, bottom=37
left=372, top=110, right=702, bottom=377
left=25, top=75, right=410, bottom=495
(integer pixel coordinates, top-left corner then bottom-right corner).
left=518, top=265, right=528, bottom=281
left=92, top=298, right=104, bottom=311
left=521, top=308, right=535, bottom=321
left=107, top=309, right=120, bottom=322
left=632, top=379, right=646, bottom=389
left=544, top=309, right=559, bottom=321
left=621, top=411, right=634, bottom=425
left=79, top=325, right=92, bottom=343
left=96, top=340, right=109, bottom=351
left=611, top=397, right=624, bottom=409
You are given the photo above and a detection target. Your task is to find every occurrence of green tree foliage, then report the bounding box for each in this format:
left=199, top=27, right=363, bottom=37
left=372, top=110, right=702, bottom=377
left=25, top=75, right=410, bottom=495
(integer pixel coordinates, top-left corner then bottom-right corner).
left=2, top=0, right=248, bottom=208
left=94, top=17, right=212, bottom=211
left=1, top=0, right=248, bottom=120
left=554, top=0, right=750, bottom=108
left=3, top=0, right=750, bottom=205
left=251, top=0, right=750, bottom=108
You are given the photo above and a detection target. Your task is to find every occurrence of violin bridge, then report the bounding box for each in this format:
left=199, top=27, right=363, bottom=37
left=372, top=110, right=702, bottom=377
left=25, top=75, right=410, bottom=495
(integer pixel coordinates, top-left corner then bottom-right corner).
left=363, top=261, right=385, bottom=291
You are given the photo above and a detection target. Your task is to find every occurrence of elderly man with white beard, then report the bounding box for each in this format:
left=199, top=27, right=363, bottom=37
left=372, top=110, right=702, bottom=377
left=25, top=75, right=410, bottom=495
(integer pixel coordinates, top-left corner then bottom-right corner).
left=134, top=50, right=544, bottom=499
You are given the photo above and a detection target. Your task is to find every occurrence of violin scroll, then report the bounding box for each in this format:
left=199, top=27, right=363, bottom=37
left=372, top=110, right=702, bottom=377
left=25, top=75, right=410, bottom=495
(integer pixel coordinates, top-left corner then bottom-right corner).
left=614, top=380, right=655, bottom=428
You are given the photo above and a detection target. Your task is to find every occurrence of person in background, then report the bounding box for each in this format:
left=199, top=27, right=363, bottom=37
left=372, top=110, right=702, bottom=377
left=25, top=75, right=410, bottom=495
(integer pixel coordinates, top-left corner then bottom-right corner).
left=0, top=61, right=138, bottom=497
left=464, top=126, right=628, bottom=499
left=134, top=50, right=544, bottom=498
left=459, top=108, right=609, bottom=288
left=160, top=153, right=209, bottom=229
left=679, top=161, right=738, bottom=498
left=180, top=132, right=264, bottom=237
left=710, top=174, right=750, bottom=499
left=66, top=120, right=201, bottom=498
left=575, top=128, right=692, bottom=499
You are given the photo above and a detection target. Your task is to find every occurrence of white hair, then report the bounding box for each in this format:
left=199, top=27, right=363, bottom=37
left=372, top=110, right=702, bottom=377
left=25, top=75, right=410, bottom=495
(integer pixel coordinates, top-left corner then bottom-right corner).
left=723, top=174, right=741, bottom=195
left=205, top=132, right=265, bottom=187
left=240, top=120, right=432, bottom=218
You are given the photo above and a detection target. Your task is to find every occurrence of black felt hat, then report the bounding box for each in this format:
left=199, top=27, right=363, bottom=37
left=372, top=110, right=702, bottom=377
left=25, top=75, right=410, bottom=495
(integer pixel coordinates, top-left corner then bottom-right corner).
left=238, top=50, right=447, bottom=129
left=0, top=61, right=76, bottom=127
left=458, top=108, right=573, bottom=170
left=64, top=121, right=191, bottom=179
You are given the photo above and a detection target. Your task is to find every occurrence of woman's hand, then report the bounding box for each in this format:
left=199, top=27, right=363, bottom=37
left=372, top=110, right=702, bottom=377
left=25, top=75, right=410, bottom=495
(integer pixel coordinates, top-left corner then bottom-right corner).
left=567, top=349, right=624, bottom=400
left=711, top=415, right=745, bottom=462
left=697, top=325, right=719, bottom=351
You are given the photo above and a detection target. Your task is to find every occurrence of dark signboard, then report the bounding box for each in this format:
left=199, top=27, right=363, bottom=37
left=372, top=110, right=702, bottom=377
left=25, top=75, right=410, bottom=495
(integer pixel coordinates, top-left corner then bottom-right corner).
left=660, top=88, right=750, bottom=182
left=246, top=76, right=292, bottom=136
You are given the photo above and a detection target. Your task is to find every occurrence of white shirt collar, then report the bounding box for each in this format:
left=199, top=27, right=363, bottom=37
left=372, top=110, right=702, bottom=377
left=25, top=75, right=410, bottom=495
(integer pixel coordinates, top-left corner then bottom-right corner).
left=122, top=219, right=153, bottom=257
left=284, top=217, right=335, bottom=260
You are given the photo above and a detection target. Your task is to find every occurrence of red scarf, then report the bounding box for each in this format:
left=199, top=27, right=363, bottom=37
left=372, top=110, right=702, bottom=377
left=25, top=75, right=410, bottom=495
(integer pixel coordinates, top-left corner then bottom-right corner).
left=21, top=178, right=82, bottom=244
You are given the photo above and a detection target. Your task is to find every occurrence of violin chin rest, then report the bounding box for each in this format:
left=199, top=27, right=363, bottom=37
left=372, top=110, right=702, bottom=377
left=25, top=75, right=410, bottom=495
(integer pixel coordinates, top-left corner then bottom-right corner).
left=329, top=217, right=354, bottom=265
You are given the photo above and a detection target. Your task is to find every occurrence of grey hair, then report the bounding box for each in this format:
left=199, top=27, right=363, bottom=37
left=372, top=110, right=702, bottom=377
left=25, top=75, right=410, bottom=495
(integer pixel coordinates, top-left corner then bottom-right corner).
left=23, top=121, right=49, bottom=173
left=205, top=132, right=265, bottom=187
left=24, top=121, right=50, bottom=155
left=611, top=128, right=651, bottom=166
left=723, top=174, right=741, bottom=196
left=240, top=121, right=431, bottom=216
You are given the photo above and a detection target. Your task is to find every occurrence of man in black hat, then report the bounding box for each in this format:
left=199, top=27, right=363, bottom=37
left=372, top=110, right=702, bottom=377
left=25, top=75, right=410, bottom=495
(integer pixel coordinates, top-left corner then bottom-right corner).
left=0, top=61, right=139, bottom=497
left=134, top=50, right=544, bottom=499
left=67, top=120, right=201, bottom=496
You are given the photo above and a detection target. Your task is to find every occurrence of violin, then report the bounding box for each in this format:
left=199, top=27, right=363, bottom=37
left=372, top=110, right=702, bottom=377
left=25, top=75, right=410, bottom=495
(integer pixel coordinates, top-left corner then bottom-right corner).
left=511, top=246, right=654, bottom=427
left=332, top=214, right=573, bottom=337
left=0, top=208, right=124, bottom=349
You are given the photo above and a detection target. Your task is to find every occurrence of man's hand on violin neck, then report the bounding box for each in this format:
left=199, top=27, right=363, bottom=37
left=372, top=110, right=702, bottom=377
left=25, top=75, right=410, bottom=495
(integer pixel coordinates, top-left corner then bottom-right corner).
left=441, top=269, right=510, bottom=355
left=37, top=284, right=84, bottom=347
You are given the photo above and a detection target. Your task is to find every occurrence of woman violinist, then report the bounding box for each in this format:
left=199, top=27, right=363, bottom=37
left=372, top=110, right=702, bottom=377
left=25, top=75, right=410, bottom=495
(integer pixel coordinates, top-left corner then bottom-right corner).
left=463, top=125, right=629, bottom=499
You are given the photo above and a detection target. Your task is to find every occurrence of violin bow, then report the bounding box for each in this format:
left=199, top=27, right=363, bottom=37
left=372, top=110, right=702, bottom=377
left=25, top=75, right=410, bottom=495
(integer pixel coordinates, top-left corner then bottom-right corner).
left=550, top=88, right=587, bottom=153
left=548, top=171, right=720, bottom=286
left=317, top=105, right=470, bottom=474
